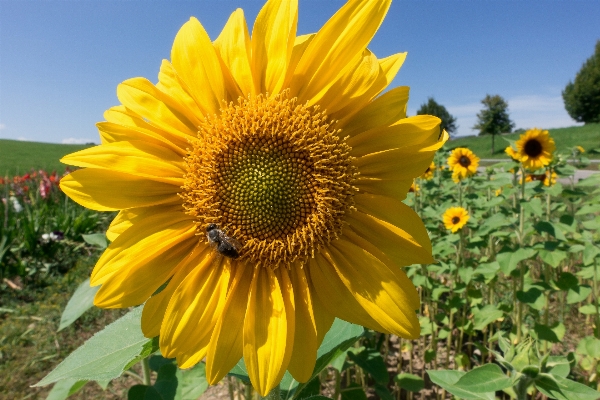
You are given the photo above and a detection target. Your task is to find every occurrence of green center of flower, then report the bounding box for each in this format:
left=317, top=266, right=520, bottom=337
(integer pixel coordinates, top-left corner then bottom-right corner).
left=181, top=93, right=356, bottom=268
left=524, top=139, right=543, bottom=158
left=458, top=155, right=471, bottom=168
left=451, top=216, right=460, bottom=224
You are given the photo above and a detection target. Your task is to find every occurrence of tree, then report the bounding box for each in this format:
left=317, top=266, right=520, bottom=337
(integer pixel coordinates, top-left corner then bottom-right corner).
left=473, top=94, right=515, bottom=155
left=416, top=97, right=458, bottom=135
left=562, top=40, right=600, bottom=124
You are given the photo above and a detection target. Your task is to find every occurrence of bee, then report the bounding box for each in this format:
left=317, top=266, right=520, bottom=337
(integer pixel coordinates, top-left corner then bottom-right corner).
left=206, top=223, right=242, bottom=259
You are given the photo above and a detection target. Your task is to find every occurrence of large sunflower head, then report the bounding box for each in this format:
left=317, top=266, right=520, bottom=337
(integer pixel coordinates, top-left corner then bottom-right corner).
left=443, top=207, right=469, bottom=233
left=59, top=0, right=446, bottom=395
left=447, top=147, right=479, bottom=181
left=515, top=128, right=555, bottom=171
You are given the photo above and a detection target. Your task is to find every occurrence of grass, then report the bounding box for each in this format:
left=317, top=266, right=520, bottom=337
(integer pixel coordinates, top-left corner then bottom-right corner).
left=447, top=123, right=600, bottom=159
left=0, top=139, right=93, bottom=177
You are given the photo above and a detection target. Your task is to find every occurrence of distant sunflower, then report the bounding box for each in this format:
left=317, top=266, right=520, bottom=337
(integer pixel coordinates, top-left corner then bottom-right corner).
left=576, top=146, right=585, bottom=154
left=58, top=0, right=446, bottom=395
left=525, top=170, right=557, bottom=186
left=420, top=162, right=435, bottom=180
left=515, top=128, right=555, bottom=171
left=505, top=146, right=520, bottom=161
left=409, top=180, right=420, bottom=192
left=443, top=207, right=469, bottom=233
left=448, top=148, right=479, bottom=181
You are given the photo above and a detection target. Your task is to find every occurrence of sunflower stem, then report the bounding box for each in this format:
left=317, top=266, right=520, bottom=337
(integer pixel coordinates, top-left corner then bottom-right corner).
left=141, top=356, right=151, bottom=386
left=261, top=385, right=281, bottom=400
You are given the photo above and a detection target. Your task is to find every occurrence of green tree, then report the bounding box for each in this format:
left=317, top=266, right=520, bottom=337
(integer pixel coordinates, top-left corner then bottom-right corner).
left=473, top=94, right=515, bottom=155
left=416, top=97, right=458, bottom=135
left=563, top=40, right=600, bottom=124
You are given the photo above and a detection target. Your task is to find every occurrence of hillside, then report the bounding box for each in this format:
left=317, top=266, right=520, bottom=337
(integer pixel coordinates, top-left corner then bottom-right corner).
left=448, top=123, right=600, bottom=159
left=0, top=139, right=93, bottom=177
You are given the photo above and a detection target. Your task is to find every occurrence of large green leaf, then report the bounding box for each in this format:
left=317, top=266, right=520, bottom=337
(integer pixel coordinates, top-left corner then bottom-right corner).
left=496, top=248, right=537, bottom=275
left=347, top=350, right=388, bottom=384
left=453, top=364, right=512, bottom=393
left=536, top=373, right=600, bottom=400
left=175, top=363, right=208, bottom=400
left=128, top=363, right=178, bottom=400
left=58, top=278, right=99, bottom=331
left=394, top=373, right=424, bottom=392
left=82, top=233, right=108, bottom=249
left=534, top=222, right=567, bottom=241
left=472, top=305, right=504, bottom=331
left=427, top=370, right=495, bottom=400
left=36, top=308, right=154, bottom=386
left=45, top=379, right=87, bottom=400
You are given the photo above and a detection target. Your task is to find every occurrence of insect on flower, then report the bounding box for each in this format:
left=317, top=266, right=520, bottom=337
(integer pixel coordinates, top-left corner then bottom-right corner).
left=206, top=224, right=242, bottom=259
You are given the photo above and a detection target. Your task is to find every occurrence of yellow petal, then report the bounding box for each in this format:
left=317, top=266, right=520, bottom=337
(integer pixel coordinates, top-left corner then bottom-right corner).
left=141, top=244, right=212, bottom=338
left=156, top=60, right=205, bottom=124
left=287, top=265, right=320, bottom=382
left=282, top=34, right=315, bottom=90
left=244, top=266, right=295, bottom=396
left=60, top=169, right=180, bottom=211
left=338, top=86, right=409, bottom=136
left=206, top=263, right=253, bottom=384
left=171, top=17, right=225, bottom=116
left=290, top=0, right=391, bottom=104
left=91, top=209, right=195, bottom=286
left=106, top=204, right=183, bottom=243
left=355, top=177, right=413, bottom=201
left=94, top=232, right=196, bottom=308
left=352, top=130, right=447, bottom=181
left=160, top=254, right=231, bottom=359
left=96, top=121, right=186, bottom=156
left=61, top=141, right=184, bottom=186
left=310, top=251, right=389, bottom=333
left=214, top=9, right=255, bottom=97
left=327, top=52, right=407, bottom=124
left=346, top=211, right=434, bottom=266
left=117, top=78, right=198, bottom=139
left=251, top=0, right=298, bottom=95
left=348, top=115, right=441, bottom=157
left=328, top=240, right=420, bottom=338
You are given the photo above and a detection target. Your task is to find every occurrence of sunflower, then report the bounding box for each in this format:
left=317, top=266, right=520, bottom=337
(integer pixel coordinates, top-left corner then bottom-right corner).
left=524, top=170, right=557, bottom=186
left=409, top=180, right=420, bottom=193
left=59, top=0, right=446, bottom=394
left=447, top=147, right=479, bottom=182
left=505, top=145, right=520, bottom=161
left=576, top=145, right=585, bottom=154
left=515, top=128, right=555, bottom=171
left=443, top=207, right=469, bottom=233
left=420, top=162, right=435, bottom=180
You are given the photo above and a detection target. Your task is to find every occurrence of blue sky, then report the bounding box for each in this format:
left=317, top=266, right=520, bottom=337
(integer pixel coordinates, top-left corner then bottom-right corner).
left=1, top=0, right=599, bottom=143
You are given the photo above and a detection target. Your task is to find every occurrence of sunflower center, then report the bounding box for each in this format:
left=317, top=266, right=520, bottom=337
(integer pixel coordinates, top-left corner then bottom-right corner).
left=181, top=93, right=356, bottom=268
left=458, top=155, right=471, bottom=167
left=524, top=139, right=543, bottom=158
left=451, top=216, right=460, bottom=224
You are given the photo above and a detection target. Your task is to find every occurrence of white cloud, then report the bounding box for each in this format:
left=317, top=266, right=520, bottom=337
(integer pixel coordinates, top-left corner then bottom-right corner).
left=17, top=136, right=29, bottom=141
left=62, top=138, right=95, bottom=144
left=448, top=94, right=581, bottom=137
left=0, top=123, right=6, bottom=131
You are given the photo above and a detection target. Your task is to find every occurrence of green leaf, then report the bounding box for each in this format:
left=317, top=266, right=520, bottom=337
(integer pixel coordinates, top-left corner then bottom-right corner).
left=576, top=336, right=600, bottom=359
left=516, top=287, right=544, bottom=307
left=427, top=370, right=495, bottom=400
left=535, top=373, right=600, bottom=400
left=454, top=364, right=512, bottom=393
left=497, top=248, right=537, bottom=275
left=394, top=373, right=424, bottom=392
left=58, top=278, right=99, bottom=331
left=533, top=322, right=565, bottom=343
left=546, top=356, right=571, bottom=378
left=474, top=261, right=501, bottom=283
left=472, top=305, right=504, bottom=331
left=341, top=383, right=367, bottom=400
left=579, top=304, right=598, bottom=315
left=567, top=285, right=592, bottom=304
left=555, top=272, right=579, bottom=291
left=534, top=221, right=567, bottom=241
left=82, top=233, right=108, bottom=249
left=175, top=363, right=208, bottom=400
left=583, top=245, right=600, bottom=266
left=539, top=249, right=567, bottom=268
left=576, top=204, right=600, bottom=215
left=347, top=350, right=388, bottom=384
left=128, top=385, right=163, bottom=400
left=35, top=308, right=152, bottom=386
left=46, top=379, right=87, bottom=400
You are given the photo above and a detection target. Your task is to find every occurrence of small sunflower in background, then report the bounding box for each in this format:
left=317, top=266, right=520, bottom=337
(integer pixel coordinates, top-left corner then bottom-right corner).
left=515, top=128, right=555, bottom=171
left=505, top=145, right=520, bottom=161
left=447, top=147, right=479, bottom=182
left=495, top=187, right=503, bottom=197
left=443, top=207, right=469, bottom=233
left=576, top=146, right=585, bottom=154
left=409, top=180, right=420, bottom=192
left=420, top=162, right=436, bottom=180
left=522, top=170, right=557, bottom=186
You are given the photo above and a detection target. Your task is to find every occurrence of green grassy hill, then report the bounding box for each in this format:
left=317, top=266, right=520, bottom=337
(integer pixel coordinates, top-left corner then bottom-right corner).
left=0, top=139, right=93, bottom=177
left=448, top=123, right=600, bottom=159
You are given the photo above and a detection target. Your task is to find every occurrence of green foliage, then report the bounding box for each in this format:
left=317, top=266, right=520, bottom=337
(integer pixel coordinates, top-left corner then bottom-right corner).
left=416, top=97, right=458, bottom=135
left=472, top=94, right=515, bottom=154
left=563, top=40, right=600, bottom=124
